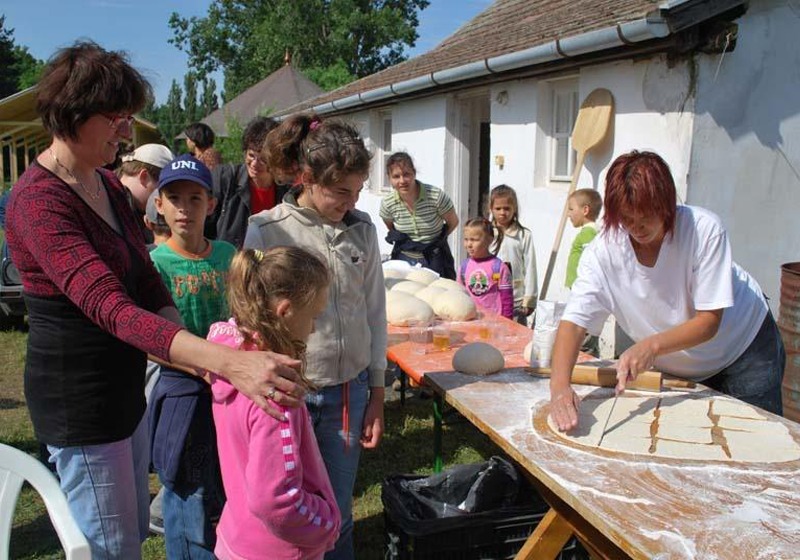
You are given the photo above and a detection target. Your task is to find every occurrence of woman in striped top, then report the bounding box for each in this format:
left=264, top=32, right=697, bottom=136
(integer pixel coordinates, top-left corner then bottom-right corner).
left=380, top=152, right=459, bottom=278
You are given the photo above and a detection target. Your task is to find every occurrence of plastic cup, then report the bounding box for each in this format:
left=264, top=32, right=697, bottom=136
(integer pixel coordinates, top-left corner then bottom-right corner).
left=408, top=320, right=429, bottom=355
left=432, top=321, right=451, bottom=351
left=477, top=320, right=492, bottom=341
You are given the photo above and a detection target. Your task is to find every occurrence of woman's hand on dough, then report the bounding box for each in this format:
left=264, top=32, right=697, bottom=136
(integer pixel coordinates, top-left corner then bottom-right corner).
left=615, top=340, right=657, bottom=393
left=549, top=386, right=581, bottom=432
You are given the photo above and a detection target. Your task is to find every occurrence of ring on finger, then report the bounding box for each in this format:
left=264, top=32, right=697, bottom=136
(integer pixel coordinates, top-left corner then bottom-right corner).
left=267, top=387, right=277, bottom=400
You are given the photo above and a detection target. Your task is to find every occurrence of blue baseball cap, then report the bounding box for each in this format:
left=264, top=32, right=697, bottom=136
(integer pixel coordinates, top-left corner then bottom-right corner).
left=158, top=154, right=213, bottom=192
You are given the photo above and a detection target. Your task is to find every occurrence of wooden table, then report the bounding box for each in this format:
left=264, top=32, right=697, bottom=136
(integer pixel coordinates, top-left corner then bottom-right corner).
left=425, top=369, right=800, bottom=560
left=387, top=313, right=533, bottom=470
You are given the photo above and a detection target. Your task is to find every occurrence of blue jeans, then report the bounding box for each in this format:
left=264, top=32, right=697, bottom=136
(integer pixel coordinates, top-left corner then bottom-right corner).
left=47, top=415, right=150, bottom=560
left=160, top=402, right=223, bottom=560
left=705, top=311, right=785, bottom=415
left=306, top=370, right=369, bottom=560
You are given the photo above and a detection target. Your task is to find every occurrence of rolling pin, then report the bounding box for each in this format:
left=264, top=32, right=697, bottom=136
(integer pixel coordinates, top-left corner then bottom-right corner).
left=526, top=364, right=696, bottom=392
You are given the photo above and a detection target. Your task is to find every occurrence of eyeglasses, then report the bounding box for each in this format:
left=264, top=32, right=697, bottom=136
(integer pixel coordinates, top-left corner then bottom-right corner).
left=102, top=113, right=135, bottom=130
left=245, top=151, right=267, bottom=166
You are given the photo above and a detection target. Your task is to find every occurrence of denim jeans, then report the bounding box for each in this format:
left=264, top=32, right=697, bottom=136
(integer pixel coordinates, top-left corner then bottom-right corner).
left=705, top=310, right=785, bottom=415
left=306, top=370, right=370, bottom=560
left=47, top=415, right=150, bottom=560
left=160, top=403, right=223, bottom=560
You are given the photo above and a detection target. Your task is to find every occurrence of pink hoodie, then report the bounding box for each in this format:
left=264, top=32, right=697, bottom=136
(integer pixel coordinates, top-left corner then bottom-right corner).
left=208, top=319, right=340, bottom=560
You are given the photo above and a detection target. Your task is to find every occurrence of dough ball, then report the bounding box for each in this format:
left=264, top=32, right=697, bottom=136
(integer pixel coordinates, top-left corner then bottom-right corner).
left=383, top=267, right=409, bottom=280
left=430, top=278, right=467, bottom=292
left=452, top=342, right=505, bottom=375
left=391, top=280, right=428, bottom=295
left=432, top=289, right=477, bottom=321
left=386, top=291, right=435, bottom=326
left=406, top=268, right=439, bottom=285
left=384, top=277, right=407, bottom=290
left=415, top=286, right=447, bottom=307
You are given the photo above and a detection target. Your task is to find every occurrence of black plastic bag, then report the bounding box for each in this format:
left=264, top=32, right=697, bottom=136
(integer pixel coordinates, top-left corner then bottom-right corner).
left=382, top=456, right=549, bottom=536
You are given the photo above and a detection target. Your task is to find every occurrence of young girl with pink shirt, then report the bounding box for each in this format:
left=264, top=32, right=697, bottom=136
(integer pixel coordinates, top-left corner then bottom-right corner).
left=458, top=217, right=514, bottom=319
left=207, top=246, right=340, bottom=560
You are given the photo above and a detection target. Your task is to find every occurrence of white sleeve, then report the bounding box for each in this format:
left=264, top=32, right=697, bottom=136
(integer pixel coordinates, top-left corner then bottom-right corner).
left=561, top=248, right=612, bottom=335
left=522, top=229, right=538, bottom=304
left=692, top=228, right=734, bottom=310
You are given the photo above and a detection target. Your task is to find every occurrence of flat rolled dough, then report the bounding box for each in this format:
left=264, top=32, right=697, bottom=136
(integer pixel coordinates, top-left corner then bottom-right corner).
left=712, top=398, right=767, bottom=419
left=546, top=396, right=800, bottom=463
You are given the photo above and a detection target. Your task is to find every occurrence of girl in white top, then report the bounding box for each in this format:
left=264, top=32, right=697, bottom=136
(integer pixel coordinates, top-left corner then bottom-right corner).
left=549, top=151, right=784, bottom=432
left=489, top=185, right=537, bottom=323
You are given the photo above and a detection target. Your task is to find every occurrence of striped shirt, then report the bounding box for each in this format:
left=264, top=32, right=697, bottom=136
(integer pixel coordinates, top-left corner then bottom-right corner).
left=380, top=182, right=454, bottom=244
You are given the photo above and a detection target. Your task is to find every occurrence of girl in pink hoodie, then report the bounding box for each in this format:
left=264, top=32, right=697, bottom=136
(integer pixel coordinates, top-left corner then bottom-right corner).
left=207, top=246, right=340, bottom=560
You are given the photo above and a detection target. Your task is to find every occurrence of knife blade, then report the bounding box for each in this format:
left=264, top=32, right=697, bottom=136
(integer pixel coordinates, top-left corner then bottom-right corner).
left=597, top=394, right=618, bottom=447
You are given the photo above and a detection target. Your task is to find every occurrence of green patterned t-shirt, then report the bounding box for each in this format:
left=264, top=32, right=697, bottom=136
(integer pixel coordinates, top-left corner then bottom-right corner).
left=150, top=239, right=236, bottom=337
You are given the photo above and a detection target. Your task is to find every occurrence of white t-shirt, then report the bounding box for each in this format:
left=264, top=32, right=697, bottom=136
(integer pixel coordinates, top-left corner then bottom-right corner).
left=563, top=205, right=767, bottom=380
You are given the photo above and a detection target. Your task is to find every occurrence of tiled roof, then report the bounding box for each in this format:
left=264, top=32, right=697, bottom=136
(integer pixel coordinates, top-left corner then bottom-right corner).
left=203, top=64, right=324, bottom=135
left=280, top=0, right=664, bottom=113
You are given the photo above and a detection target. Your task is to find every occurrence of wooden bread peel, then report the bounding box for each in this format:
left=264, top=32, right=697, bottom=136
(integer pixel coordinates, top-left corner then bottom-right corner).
left=526, top=363, right=696, bottom=392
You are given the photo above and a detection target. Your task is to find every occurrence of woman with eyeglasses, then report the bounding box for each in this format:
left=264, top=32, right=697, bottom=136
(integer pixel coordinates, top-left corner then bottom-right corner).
left=4, top=41, right=306, bottom=560
left=548, top=151, right=784, bottom=433
left=205, top=116, right=292, bottom=248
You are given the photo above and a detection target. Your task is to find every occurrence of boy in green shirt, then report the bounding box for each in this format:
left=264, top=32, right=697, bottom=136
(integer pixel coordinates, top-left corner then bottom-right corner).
left=565, top=188, right=602, bottom=288
left=150, top=154, right=236, bottom=557
left=565, top=188, right=603, bottom=356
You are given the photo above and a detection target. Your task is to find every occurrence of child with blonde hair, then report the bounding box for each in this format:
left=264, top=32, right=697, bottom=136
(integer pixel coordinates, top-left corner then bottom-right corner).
left=246, top=113, right=386, bottom=559
left=489, top=185, right=537, bottom=323
left=459, top=217, right=514, bottom=319
left=207, top=246, right=340, bottom=560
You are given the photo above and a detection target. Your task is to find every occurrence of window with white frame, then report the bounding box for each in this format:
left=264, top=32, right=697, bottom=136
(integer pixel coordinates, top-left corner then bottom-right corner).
left=379, top=113, right=393, bottom=189
left=550, top=81, right=579, bottom=182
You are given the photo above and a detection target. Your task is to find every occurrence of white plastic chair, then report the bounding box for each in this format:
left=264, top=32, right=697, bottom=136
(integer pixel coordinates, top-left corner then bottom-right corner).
left=0, top=443, right=91, bottom=559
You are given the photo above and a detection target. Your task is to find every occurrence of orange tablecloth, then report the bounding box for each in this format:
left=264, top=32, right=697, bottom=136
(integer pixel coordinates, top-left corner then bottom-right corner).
left=387, top=312, right=532, bottom=385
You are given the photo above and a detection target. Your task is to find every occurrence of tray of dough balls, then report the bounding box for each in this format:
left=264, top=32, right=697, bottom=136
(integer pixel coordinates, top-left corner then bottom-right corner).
left=383, top=260, right=532, bottom=376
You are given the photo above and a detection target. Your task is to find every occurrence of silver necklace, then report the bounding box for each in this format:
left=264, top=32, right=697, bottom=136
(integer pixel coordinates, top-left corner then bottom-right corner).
left=49, top=148, right=102, bottom=201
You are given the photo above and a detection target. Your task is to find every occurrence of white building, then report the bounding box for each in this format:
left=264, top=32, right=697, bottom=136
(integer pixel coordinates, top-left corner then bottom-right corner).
left=279, top=0, right=800, bottom=353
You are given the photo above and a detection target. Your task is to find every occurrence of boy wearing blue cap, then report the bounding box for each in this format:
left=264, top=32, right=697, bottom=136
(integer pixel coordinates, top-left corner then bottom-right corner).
left=149, top=154, right=235, bottom=558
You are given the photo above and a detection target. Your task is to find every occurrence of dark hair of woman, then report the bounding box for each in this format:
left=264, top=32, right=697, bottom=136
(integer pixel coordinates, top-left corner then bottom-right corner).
left=184, top=122, right=216, bottom=150
left=36, top=41, right=151, bottom=141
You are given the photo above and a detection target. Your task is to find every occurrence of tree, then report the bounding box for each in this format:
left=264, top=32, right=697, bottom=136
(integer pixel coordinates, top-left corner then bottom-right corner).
left=162, top=80, right=185, bottom=152
left=169, top=0, right=430, bottom=98
left=0, top=16, right=43, bottom=97
left=13, top=46, right=44, bottom=90
left=200, top=77, right=219, bottom=118
left=183, top=71, right=199, bottom=124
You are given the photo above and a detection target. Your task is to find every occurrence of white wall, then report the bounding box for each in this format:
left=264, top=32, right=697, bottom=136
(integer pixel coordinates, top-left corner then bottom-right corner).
left=487, top=56, right=695, bottom=305
left=687, top=0, right=800, bottom=310
left=353, top=97, right=451, bottom=258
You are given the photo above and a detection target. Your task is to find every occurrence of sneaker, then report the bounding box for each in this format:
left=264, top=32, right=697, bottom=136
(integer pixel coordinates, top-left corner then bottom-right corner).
left=149, top=487, right=165, bottom=535
left=149, top=514, right=164, bottom=535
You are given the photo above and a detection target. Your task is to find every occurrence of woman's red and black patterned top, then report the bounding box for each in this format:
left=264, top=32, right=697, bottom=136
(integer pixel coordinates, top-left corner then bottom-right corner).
left=6, top=162, right=182, bottom=362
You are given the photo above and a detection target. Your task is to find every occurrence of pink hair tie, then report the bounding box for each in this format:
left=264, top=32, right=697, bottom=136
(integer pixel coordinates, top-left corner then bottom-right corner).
left=309, top=117, right=322, bottom=131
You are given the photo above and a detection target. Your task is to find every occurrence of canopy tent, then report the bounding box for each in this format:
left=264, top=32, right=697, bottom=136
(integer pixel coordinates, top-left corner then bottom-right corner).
left=0, top=87, right=161, bottom=188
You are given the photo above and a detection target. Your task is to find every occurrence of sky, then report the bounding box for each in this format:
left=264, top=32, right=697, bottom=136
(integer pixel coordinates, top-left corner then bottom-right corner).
left=2, top=0, right=493, bottom=105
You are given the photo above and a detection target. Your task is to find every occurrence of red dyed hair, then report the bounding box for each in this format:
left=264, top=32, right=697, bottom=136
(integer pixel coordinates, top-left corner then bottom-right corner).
left=603, top=151, right=677, bottom=236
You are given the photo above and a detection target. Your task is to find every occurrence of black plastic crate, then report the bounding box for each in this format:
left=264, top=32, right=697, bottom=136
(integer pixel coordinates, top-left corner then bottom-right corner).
left=383, top=469, right=586, bottom=560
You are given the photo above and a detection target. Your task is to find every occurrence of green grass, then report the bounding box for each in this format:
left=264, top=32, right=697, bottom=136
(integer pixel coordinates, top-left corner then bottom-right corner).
left=1, top=331, right=499, bottom=559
